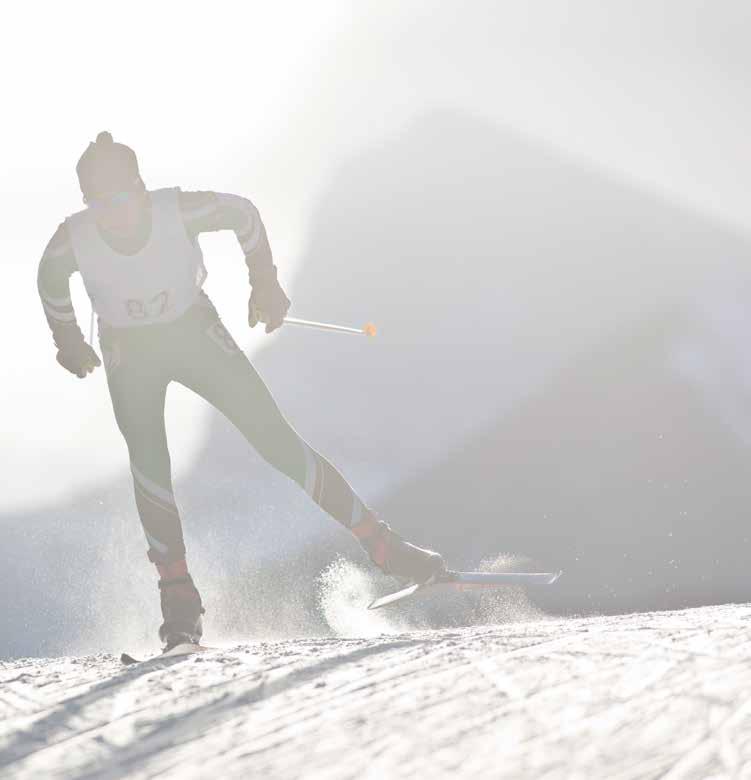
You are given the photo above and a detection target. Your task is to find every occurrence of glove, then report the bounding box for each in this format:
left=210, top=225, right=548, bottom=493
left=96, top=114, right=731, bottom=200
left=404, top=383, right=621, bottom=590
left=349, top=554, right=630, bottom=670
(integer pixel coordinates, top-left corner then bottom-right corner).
left=56, top=340, right=101, bottom=378
left=247, top=265, right=290, bottom=334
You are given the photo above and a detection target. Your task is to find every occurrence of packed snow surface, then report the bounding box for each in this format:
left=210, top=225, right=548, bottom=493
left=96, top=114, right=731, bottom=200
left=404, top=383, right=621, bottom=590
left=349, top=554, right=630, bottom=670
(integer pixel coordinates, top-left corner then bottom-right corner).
left=2, top=603, right=749, bottom=779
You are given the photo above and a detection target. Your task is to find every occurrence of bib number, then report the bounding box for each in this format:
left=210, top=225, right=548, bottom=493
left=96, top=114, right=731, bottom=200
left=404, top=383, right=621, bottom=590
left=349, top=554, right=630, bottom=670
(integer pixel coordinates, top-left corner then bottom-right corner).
left=126, top=291, right=171, bottom=320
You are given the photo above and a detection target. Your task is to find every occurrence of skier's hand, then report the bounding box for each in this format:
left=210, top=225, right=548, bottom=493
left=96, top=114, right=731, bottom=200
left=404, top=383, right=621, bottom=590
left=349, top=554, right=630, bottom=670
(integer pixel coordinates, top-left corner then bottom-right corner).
left=56, top=340, right=101, bottom=378
left=248, top=272, right=291, bottom=334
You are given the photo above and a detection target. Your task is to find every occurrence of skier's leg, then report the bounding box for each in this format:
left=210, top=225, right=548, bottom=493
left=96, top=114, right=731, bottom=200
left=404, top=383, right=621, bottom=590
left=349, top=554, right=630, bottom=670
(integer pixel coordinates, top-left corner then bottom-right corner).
left=102, top=335, right=203, bottom=645
left=175, top=310, right=444, bottom=582
left=105, top=371, right=185, bottom=562
left=176, top=318, right=368, bottom=529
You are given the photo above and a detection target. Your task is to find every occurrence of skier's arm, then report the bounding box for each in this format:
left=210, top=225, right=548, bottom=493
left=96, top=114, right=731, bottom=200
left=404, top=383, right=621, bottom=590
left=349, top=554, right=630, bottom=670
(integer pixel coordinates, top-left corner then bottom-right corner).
left=38, top=225, right=84, bottom=345
left=179, top=190, right=275, bottom=281
left=179, top=190, right=290, bottom=332
left=37, top=225, right=100, bottom=377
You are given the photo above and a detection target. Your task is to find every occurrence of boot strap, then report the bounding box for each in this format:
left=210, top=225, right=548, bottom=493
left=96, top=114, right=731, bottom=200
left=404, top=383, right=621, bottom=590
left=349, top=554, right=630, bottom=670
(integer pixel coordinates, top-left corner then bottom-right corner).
left=158, top=575, right=205, bottom=614
left=158, top=575, right=193, bottom=590
left=351, top=515, right=380, bottom=540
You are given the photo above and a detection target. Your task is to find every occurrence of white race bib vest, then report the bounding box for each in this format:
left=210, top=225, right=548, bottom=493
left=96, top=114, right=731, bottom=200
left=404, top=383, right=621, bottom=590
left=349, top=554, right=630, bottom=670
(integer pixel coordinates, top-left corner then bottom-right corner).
left=66, top=187, right=207, bottom=328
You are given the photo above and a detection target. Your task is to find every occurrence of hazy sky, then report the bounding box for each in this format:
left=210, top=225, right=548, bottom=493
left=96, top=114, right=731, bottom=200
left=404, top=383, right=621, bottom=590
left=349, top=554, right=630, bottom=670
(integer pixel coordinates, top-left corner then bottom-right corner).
left=4, top=1, right=751, bottom=511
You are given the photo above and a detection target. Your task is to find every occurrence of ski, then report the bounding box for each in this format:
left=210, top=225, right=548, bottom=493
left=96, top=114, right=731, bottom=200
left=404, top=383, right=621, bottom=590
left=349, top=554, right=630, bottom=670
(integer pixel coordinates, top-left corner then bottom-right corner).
left=367, top=569, right=563, bottom=610
left=121, top=643, right=211, bottom=665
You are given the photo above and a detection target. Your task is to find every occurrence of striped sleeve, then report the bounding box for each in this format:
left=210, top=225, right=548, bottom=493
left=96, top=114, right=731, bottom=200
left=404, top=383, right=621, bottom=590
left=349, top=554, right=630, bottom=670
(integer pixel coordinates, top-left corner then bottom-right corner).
left=37, top=224, right=85, bottom=348
left=178, top=190, right=276, bottom=284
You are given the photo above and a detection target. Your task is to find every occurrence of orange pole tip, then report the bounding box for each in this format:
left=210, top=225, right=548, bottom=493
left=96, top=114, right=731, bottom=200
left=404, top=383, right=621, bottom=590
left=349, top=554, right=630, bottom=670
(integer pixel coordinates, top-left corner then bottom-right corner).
left=363, top=322, right=377, bottom=337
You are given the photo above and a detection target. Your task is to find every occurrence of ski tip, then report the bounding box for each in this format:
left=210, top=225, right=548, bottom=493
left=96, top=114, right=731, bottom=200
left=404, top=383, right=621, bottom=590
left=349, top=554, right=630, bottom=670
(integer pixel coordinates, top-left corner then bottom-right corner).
left=121, top=653, right=140, bottom=665
left=368, top=581, right=423, bottom=610
left=529, top=570, right=563, bottom=585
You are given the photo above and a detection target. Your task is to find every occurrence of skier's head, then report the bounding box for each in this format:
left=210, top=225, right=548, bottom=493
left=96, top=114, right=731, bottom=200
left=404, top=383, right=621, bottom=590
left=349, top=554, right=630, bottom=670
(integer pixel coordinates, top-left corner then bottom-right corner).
left=76, top=131, right=147, bottom=233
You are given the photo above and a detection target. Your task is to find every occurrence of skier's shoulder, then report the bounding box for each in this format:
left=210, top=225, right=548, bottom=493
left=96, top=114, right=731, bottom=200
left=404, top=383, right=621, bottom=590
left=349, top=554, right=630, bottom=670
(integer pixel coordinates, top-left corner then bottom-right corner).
left=177, top=189, right=258, bottom=215
left=147, top=186, right=183, bottom=211
left=150, top=186, right=180, bottom=198
left=174, top=188, right=260, bottom=235
left=177, top=188, right=257, bottom=230
left=62, top=204, right=87, bottom=228
left=42, top=220, right=74, bottom=261
left=177, top=188, right=220, bottom=220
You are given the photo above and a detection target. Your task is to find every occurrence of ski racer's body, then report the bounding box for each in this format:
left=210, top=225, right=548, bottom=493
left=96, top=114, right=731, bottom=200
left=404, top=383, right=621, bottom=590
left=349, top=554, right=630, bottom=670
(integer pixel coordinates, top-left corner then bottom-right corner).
left=37, top=132, right=444, bottom=649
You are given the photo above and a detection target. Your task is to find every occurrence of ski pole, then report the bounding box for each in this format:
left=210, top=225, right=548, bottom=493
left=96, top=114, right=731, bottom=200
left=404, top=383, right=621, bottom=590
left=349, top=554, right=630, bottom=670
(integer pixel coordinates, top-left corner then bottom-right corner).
left=283, top=317, right=377, bottom=337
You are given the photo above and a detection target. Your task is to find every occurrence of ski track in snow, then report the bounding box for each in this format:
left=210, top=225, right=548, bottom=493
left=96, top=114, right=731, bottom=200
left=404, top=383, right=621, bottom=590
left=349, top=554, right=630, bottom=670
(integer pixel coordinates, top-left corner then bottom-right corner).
left=2, top=605, right=751, bottom=779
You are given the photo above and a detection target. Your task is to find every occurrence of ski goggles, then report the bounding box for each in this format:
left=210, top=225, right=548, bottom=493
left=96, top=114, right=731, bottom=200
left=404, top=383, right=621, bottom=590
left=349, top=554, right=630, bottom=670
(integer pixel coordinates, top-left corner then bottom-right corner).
left=84, top=180, right=142, bottom=210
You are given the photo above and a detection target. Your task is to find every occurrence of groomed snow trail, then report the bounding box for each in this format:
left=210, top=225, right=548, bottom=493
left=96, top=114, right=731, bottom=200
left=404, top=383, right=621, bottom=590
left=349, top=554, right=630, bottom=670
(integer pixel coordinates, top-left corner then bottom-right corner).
left=2, top=604, right=750, bottom=779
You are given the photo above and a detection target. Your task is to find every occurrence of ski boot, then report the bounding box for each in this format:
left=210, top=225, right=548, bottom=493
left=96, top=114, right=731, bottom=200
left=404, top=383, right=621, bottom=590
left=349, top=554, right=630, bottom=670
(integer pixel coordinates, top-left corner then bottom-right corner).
left=352, top=514, right=445, bottom=583
left=156, top=560, right=205, bottom=651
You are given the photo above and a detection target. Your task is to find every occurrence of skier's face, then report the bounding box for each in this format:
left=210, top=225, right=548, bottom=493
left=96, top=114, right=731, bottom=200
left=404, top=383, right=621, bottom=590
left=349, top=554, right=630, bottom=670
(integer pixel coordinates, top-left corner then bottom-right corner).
left=86, top=179, right=148, bottom=236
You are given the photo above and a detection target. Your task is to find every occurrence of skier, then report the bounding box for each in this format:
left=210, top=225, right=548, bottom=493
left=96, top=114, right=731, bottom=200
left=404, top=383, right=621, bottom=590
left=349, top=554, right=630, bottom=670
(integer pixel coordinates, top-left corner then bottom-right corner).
left=37, top=132, right=445, bottom=650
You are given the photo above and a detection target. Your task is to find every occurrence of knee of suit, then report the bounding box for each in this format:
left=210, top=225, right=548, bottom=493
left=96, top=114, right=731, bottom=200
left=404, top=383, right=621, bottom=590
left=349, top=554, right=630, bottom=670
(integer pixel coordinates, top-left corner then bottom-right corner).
left=253, top=424, right=308, bottom=484
left=124, top=438, right=172, bottom=480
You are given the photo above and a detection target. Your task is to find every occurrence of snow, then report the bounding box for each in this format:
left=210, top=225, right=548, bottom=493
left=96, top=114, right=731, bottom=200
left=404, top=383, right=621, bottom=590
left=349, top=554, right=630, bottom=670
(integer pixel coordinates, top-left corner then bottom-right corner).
left=3, top=603, right=750, bottom=779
